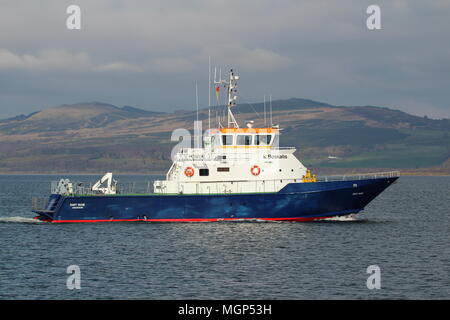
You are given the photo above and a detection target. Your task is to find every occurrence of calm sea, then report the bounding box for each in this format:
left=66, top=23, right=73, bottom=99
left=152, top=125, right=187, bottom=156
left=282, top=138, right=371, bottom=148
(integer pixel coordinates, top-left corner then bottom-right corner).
left=0, top=175, right=448, bottom=299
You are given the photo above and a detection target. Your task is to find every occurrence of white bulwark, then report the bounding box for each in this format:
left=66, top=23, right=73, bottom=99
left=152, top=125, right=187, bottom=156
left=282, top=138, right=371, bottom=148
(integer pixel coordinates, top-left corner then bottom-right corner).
left=154, top=70, right=310, bottom=195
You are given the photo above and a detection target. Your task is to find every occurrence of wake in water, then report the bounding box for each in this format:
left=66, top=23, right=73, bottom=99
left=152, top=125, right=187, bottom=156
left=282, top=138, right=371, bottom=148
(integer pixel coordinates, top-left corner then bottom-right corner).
left=0, top=216, right=43, bottom=224
left=323, top=214, right=361, bottom=222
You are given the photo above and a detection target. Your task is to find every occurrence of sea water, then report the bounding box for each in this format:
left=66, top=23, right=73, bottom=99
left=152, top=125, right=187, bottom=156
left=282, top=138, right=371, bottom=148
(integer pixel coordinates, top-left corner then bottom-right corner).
left=0, top=175, right=448, bottom=299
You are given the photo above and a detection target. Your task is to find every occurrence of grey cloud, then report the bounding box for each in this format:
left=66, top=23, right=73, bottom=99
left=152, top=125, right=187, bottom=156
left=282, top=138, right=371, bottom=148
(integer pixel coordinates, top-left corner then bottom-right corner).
left=0, top=0, right=449, bottom=119
left=0, top=49, right=91, bottom=71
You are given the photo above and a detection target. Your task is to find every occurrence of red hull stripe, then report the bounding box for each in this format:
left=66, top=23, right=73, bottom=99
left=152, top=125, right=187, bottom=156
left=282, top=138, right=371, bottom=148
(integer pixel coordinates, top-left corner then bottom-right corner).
left=43, top=216, right=335, bottom=223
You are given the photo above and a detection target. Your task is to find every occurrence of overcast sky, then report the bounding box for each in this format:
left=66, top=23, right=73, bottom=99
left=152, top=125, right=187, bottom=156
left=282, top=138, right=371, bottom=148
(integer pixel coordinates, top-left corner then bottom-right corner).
left=0, top=0, right=449, bottom=119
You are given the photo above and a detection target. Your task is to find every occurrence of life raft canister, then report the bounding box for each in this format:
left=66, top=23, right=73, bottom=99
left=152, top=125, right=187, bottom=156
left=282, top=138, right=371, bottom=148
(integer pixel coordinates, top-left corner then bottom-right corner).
left=184, top=166, right=195, bottom=177
left=250, top=165, right=261, bottom=176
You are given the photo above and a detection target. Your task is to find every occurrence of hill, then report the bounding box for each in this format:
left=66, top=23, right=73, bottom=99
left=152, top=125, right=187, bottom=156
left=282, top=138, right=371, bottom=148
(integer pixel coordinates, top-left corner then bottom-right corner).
left=0, top=99, right=448, bottom=174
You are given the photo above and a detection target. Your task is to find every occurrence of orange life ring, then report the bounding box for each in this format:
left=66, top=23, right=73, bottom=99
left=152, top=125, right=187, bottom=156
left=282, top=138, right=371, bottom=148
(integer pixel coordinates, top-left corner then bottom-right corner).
left=250, top=165, right=261, bottom=176
left=184, top=167, right=195, bottom=177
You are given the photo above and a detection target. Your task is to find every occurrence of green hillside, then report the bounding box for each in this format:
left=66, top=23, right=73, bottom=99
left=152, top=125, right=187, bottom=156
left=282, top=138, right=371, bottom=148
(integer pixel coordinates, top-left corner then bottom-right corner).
left=0, top=99, right=448, bottom=174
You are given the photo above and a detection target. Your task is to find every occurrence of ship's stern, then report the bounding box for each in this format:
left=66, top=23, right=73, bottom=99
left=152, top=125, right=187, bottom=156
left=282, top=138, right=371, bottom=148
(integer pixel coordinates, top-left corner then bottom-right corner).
left=32, top=194, right=62, bottom=222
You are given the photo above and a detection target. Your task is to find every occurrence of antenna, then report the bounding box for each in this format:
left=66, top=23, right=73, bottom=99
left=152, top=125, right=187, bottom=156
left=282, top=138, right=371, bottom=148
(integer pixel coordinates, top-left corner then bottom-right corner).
left=264, top=95, right=266, bottom=126
left=194, top=81, right=200, bottom=148
left=208, top=56, right=211, bottom=131
left=196, top=81, right=199, bottom=122
left=270, top=94, right=273, bottom=126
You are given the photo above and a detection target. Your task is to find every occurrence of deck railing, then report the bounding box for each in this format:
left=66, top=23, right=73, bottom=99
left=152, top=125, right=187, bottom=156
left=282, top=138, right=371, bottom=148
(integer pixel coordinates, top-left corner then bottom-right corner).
left=48, top=171, right=400, bottom=196
left=32, top=197, right=49, bottom=211
left=316, top=171, right=400, bottom=182
left=50, top=181, right=153, bottom=196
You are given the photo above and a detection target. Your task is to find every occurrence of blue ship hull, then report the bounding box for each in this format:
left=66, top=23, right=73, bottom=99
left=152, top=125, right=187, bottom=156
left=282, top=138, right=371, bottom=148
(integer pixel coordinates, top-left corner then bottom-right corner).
left=33, top=177, right=398, bottom=223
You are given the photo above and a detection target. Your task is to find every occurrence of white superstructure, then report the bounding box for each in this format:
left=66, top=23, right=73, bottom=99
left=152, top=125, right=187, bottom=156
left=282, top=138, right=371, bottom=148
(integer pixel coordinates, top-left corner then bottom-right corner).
left=153, top=70, right=310, bottom=195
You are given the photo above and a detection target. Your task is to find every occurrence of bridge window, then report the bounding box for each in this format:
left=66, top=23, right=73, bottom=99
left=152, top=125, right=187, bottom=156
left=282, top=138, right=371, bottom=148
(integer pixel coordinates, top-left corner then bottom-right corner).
left=255, top=134, right=272, bottom=146
left=199, top=169, right=209, bottom=176
left=236, top=135, right=252, bottom=146
left=222, top=135, right=233, bottom=146
left=272, top=134, right=280, bottom=148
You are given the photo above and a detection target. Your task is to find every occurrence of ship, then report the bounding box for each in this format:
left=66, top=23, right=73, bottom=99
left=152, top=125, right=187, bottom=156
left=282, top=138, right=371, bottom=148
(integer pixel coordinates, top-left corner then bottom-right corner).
left=32, top=69, right=399, bottom=223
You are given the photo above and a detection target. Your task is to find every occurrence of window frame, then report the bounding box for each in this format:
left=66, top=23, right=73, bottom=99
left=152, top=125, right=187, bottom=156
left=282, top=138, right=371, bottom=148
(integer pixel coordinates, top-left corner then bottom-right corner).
left=255, top=134, right=272, bottom=146
left=221, top=134, right=234, bottom=146
left=236, top=134, right=253, bottom=146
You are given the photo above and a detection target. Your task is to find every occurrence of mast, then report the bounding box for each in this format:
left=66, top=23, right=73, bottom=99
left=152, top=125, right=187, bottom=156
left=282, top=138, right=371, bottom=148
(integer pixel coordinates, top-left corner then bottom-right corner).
left=214, top=68, right=240, bottom=128
left=226, top=69, right=239, bottom=128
